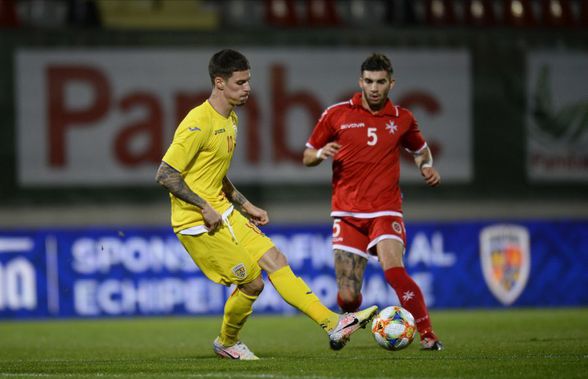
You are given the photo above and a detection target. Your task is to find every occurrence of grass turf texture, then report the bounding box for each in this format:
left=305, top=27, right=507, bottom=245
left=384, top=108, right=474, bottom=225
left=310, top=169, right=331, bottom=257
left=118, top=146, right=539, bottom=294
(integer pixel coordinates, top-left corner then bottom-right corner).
left=0, top=308, right=586, bottom=378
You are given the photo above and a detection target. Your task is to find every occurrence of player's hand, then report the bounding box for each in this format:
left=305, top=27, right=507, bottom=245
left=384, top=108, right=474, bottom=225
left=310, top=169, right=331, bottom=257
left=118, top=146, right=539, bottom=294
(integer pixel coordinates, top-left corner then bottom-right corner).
left=317, top=142, right=341, bottom=160
left=242, top=202, right=269, bottom=226
left=202, top=204, right=222, bottom=232
left=421, top=166, right=441, bottom=187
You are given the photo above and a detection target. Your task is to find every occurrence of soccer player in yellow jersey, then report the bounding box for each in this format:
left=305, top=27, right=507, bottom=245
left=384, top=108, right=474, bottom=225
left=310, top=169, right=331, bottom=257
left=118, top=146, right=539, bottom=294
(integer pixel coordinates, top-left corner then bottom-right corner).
left=156, top=49, right=378, bottom=360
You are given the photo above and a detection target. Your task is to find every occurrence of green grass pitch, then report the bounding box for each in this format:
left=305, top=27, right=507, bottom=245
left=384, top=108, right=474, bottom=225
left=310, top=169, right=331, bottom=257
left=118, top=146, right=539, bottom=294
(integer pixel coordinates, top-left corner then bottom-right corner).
left=0, top=308, right=586, bottom=378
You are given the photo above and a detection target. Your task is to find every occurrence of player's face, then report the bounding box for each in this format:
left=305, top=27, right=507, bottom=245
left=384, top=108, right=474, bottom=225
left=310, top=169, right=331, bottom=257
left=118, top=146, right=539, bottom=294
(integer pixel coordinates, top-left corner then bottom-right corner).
left=359, top=70, right=394, bottom=111
left=223, top=70, right=251, bottom=107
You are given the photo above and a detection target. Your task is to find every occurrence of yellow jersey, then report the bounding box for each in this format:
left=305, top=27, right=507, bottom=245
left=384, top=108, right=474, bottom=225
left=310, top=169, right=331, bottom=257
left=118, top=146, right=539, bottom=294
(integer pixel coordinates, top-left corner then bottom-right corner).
left=162, top=100, right=237, bottom=232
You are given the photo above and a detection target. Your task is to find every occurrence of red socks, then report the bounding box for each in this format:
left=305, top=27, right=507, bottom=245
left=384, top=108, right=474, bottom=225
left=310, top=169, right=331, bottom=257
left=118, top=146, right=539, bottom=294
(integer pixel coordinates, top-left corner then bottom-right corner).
left=337, top=292, right=363, bottom=313
left=384, top=267, right=435, bottom=339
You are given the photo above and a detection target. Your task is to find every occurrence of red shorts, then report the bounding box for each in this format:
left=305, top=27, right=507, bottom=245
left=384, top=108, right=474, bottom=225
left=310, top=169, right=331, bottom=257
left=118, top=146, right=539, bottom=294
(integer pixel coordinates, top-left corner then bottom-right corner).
left=331, top=216, right=406, bottom=258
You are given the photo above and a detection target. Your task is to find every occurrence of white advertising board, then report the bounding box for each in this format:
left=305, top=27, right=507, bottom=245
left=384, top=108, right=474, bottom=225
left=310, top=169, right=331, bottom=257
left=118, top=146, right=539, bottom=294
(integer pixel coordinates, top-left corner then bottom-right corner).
left=16, top=48, right=471, bottom=186
left=527, top=51, right=588, bottom=182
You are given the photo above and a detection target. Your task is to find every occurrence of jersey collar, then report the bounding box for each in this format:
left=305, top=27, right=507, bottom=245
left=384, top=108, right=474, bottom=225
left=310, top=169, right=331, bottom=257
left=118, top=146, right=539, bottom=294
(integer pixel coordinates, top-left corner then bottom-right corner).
left=351, top=92, right=398, bottom=117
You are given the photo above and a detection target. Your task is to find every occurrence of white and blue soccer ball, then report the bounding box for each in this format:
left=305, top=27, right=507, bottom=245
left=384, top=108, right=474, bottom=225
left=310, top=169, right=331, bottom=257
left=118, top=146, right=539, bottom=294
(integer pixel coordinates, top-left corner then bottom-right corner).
left=371, top=306, right=416, bottom=351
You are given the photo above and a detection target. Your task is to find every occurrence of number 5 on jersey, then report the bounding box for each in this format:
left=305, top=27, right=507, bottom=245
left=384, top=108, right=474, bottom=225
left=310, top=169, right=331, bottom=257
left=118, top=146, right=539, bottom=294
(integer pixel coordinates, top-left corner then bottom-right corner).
left=367, top=127, right=378, bottom=146
left=333, top=219, right=341, bottom=237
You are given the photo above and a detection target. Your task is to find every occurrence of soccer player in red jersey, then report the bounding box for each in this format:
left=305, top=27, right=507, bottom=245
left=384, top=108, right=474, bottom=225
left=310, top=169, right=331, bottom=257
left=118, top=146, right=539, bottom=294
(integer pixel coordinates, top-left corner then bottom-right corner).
left=303, top=53, right=443, bottom=350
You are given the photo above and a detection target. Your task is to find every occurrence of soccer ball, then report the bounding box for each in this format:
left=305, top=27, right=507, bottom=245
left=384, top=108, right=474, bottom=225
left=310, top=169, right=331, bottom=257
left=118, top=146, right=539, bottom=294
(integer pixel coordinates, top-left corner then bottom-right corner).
left=371, top=306, right=416, bottom=351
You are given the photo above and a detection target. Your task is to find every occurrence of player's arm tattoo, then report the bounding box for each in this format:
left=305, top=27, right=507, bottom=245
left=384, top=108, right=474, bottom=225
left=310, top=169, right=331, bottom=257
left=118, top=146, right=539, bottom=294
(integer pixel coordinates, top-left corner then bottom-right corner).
left=413, top=145, right=434, bottom=170
left=155, top=161, right=208, bottom=209
left=222, top=176, right=248, bottom=206
left=334, top=249, right=368, bottom=297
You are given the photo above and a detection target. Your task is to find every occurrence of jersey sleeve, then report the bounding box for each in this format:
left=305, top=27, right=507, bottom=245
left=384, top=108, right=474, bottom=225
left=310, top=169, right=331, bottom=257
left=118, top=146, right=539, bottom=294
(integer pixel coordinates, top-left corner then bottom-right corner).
left=400, top=111, right=427, bottom=153
left=306, top=108, right=336, bottom=149
left=162, top=113, right=210, bottom=172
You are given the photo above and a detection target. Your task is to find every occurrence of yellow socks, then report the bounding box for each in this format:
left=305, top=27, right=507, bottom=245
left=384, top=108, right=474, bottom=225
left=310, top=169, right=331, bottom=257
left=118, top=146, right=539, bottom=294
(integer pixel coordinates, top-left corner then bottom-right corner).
left=269, top=265, right=339, bottom=332
left=219, top=288, right=257, bottom=346
left=220, top=265, right=342, bottom=344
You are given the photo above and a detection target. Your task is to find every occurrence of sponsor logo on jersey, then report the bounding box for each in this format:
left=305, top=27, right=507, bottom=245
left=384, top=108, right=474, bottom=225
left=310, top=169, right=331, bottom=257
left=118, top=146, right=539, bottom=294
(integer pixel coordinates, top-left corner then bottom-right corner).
left=214, top=128, right=226, bottom=135
left=232, top=263, right=247, bottom=280
left=479, top=224, right=530, bottom=306
left=188, top=126, right=201, bottom=132
left=340, top=122, right=365, bottom=129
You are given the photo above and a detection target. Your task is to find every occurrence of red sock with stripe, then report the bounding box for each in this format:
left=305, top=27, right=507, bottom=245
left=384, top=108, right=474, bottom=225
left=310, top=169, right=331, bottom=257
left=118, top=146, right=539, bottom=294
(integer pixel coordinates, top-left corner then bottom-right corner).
left=384, top=267, right=437, bottom=340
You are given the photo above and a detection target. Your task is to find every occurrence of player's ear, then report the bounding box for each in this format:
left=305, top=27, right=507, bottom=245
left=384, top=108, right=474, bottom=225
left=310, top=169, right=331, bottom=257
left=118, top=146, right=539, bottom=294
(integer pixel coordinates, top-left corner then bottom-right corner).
left=389, top=78, right=396, bottom=90
left=214, top=76, right=225, bottom=90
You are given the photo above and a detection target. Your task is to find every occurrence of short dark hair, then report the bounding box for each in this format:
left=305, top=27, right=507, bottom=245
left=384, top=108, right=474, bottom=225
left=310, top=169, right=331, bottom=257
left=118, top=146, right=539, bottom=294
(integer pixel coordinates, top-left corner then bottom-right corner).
left=208, top=49, right=250, bottom=84
left=360, top=53, right=393, bottom=75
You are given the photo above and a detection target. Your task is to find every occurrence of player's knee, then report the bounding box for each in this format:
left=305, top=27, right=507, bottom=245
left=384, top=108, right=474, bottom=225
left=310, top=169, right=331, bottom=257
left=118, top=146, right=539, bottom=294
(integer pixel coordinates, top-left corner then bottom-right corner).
left=250, top=280, right=264, bottom=296
left=239, top=276, right=264, bottom=296
left=258, top=247, right=289, bottom=273
left=271, top=248, right=289, bottom=267
left=337, top=292, right=363, bottom=313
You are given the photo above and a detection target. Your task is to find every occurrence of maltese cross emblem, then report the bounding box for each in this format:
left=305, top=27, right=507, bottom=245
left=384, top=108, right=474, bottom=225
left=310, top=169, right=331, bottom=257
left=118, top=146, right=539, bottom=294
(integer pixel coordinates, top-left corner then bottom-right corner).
left=402, top=291, right=415, bottom=302
left=385, top=120, right=398, bottom=134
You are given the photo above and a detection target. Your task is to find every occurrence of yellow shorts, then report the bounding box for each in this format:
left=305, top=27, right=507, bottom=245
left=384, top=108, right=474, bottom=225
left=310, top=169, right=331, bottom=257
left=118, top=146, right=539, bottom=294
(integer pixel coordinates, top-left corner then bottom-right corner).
left=177, top=210, right=275, bottom=286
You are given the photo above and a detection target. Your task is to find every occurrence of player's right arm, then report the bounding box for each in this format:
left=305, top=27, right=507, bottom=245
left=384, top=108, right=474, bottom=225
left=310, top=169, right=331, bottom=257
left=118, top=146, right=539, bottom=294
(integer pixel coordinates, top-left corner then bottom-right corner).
left=303, top=106, right=340, bottom=167
left=155, top=161, right=222, bottom=231
left=302, top=142, right=341, bottom=167
left=158, top=111, right=223, bottom=231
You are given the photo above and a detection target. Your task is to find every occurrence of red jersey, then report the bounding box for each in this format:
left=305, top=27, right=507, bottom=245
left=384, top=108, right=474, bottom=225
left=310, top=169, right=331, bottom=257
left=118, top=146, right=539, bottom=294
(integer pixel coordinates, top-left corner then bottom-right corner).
left=306, top=93, right=427, bottom=217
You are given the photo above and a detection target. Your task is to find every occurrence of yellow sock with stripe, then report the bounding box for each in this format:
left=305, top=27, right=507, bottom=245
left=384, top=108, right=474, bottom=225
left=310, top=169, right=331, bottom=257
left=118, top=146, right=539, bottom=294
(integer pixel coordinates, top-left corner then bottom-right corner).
left=219, top=288, right=257, bottom=346
left=269, top=265, right=339, bottom=332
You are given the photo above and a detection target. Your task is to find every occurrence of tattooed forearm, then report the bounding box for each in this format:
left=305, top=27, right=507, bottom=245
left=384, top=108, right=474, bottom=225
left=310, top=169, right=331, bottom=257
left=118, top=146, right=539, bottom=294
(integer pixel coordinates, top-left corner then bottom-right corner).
left=222, top=176, right=248, bottom=206
left=232, top=191, right=248, bottom=206
left=334, top=249, right=367, bottom=296
left=155, top=162, right=208, bottom=209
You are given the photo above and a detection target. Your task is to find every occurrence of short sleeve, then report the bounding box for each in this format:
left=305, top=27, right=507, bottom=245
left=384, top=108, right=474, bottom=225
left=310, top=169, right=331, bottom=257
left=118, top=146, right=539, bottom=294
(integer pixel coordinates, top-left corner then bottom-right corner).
left=162, top=114, right=210, bottom=172
left=306, top=109, right=336, bottom=149
left=400, top=112, right=427, bottom=153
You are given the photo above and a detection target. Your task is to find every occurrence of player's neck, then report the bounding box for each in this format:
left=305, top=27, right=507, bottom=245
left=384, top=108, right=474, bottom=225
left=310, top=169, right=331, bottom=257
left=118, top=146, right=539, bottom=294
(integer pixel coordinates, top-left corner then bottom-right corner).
left=361, top=98, right=383, bottom=115
left=208, top=91, right=234, bottom=118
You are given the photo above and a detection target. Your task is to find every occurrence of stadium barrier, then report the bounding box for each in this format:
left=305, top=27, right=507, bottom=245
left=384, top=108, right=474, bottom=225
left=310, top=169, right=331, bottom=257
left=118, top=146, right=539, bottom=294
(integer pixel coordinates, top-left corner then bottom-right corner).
left=1, top=220, right=586, bottom=319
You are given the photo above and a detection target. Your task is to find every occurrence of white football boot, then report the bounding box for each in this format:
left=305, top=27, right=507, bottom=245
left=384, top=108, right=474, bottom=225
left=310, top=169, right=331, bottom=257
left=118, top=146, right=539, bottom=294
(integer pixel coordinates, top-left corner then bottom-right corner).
left=328, top=305, right=379, bottom=350
left=213, top=337, right=260, bottom=360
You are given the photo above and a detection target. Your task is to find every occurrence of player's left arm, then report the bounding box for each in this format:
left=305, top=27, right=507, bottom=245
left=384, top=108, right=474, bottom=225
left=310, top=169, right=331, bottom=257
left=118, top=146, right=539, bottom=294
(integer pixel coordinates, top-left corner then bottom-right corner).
left=222, top=176, right=269, bottom=226
left=412, top=145, right=441, bottom=187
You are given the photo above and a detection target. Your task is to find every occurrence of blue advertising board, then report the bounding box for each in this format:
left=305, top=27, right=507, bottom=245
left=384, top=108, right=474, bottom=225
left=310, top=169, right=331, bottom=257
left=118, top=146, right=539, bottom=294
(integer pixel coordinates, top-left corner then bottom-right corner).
left=0, top=220, right=586, bottom=319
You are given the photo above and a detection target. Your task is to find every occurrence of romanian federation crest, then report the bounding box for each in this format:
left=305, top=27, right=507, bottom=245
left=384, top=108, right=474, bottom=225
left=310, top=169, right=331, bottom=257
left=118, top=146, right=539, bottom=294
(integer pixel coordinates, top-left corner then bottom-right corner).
left=232, top=263, right=247, bottom=280
left=479, top=224, right=530, bottom=306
